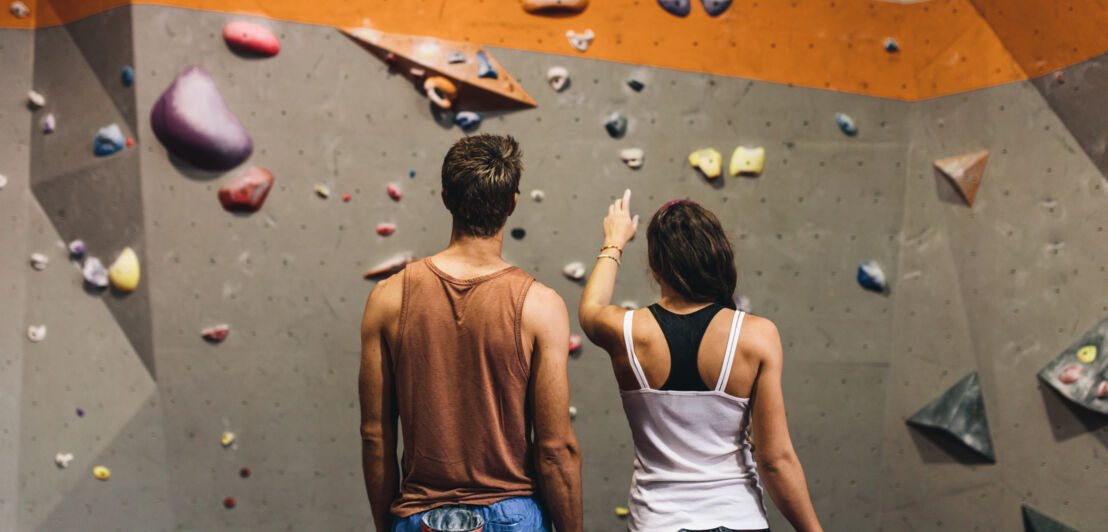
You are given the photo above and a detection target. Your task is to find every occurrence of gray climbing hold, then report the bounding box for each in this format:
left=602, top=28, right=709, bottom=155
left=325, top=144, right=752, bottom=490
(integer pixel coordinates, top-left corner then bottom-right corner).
left=701, top=0, right=731, bottom=16
left=605, top=112, right=627, bottom=138
left=150, top=66, right=253, bottom=170
left=1037, top=315, right=1108, bottom=415
left=906, top=371, right=996, bottom=463
left=94, top=123, right=126, bottom=156
left=82, top=257, right=110, bottom=288
left=446, top=50, right=466, bottom=64
left=658, top=0, right=690, bottom=16
left=476, top=50, right=498, bottom=79
left=42, top=113, right=56, bottom=134
left=1021, top=505, right=1079, bottom=532
left=453, top=111, right=482, bottom=130
left=835, top=113, right=857, bottom=136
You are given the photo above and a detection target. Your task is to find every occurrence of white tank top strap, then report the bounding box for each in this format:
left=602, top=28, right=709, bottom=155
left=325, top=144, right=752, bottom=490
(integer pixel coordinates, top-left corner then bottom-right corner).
left=714, top=310, right=746, bottom=392
left=623, top=310, right=650, bottom=390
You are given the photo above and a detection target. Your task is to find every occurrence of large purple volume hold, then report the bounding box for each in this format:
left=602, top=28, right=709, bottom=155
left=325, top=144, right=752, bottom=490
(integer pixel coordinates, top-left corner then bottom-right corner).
left=150, top=66, right=253, bottom=171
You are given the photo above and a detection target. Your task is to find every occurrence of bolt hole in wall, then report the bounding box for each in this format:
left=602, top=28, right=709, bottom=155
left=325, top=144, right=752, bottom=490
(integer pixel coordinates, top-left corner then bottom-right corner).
left=5, top=0, right=1108, bottom=531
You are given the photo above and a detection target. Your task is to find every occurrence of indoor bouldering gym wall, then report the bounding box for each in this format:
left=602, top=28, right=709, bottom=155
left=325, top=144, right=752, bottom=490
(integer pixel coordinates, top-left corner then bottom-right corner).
left=3, top=0, right=1108, bottom=531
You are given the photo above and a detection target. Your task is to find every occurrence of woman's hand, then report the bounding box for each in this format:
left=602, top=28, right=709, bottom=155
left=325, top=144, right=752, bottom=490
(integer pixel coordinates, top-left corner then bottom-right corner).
left=603, top=189, right=640, bottom=250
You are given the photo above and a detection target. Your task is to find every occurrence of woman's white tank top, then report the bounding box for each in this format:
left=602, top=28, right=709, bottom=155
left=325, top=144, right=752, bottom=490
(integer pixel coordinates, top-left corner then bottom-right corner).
left=619, top=309, right=770, bottom=531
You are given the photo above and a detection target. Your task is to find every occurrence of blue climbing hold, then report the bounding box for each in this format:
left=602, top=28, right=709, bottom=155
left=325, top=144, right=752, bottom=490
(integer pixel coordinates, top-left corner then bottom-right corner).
left=454, top=111, right=482, bottom=130
left=658, top=0, right=690, bottom=16
left=884, top=38, right=899, bottom=53
left=856, top=261, right=887, bottom=293
left=476, top=50, right=498, bottom=79
left=121, top=66, right=134, bottom=87
left=835, top=113, right=857, bottom=136
left=701, top=0, right=731, bottom=16
left=94, top=123, right=126, bottom=156
left=409, top=169, right=416, bottom=178
left=627, top=78, right=645, bottom=92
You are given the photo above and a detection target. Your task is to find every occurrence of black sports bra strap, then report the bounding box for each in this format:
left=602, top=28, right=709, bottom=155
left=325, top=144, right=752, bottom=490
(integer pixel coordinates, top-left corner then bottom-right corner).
left=647, top=303, right=725, bottom=392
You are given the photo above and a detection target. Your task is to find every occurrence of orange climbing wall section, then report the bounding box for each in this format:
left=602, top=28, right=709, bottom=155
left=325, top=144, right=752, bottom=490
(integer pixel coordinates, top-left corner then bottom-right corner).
left=7, top=0, right=1108, bottom=100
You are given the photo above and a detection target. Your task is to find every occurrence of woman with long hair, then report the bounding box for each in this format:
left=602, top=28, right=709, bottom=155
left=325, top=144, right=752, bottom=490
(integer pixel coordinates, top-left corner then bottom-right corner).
left=578, top=190, right=822, bottom=532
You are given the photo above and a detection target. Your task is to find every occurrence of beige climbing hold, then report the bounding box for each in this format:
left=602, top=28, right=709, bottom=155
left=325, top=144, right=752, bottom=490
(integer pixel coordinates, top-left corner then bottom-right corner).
left=0, top=173, right=7, bottom=190
left=729, top=146, right=765, bottom=176
left=620, top=148, right=644, bottom=169
left=547, top=66, right=569, bottom=92
left=566, top=29, right=594, bottom=52
left=108, top=247, right=140, bottom=292
left=221, top=431, right=235, bottom=447
left=530, top=189, right=545, bottom=202
left=934, top=150, right=989, bottom=206
left=92, top=465, right=111, bottom=480
left=27, top=324, right=46, bottom=342
left=568, top=405, right=578, bottom=419
left=314, top=183, right=331, bottom=198
left=29, top=252, right=49, bottom=271
left=563, top=261, right=586, bottom=280
left=55, top=452, right=74, bottom=468
left=27, top=89, right=45, bottom=108
left=689, top=148, right=722, bottom=179
left=615, top=506, right=630, bottom=517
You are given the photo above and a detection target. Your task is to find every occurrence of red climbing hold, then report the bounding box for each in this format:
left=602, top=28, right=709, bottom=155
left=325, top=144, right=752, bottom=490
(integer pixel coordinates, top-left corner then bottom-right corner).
left=222, top=21, right=280, bottom=56
left=387, top=183, right=402, bottom=201
left=201, top=324, right=230, bottom=342
left=569, top=334, right=583, bottom=353
left=218, top=167, right=274, bottom=212
left=126, top=137, right=134, bottom=147
left=342, top=193, right=352, bottom=202
left=377, top=223, right=397, bottom=236
left=239, top=467, right=251, bottom=478
left=223, top=497, right=236, bottom=509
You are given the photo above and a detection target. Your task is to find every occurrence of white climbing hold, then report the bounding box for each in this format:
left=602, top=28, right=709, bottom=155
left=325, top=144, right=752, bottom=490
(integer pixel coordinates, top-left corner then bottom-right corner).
left=547, top=66, right=569, bottom=92
left=55, top=452, right=74, bottom=468
left=568, top=405, right=578, bottom=419
left=27, top=325, right=46, bottom=342
left=620, top=148, right=644, bottom=169
left=530, top=189, right=545, bottom=202
left=42, top=113, right=56, bottom=134
left=29, top=252, right=49, bottom=271
left=82, top=257, right=110, bottom=288
left=0, top=174, right=7, bottom=190
left=566, top=29, right=594, bottom=52
left=736, top=295, right=752, bottom=313
left=27, top=90, right=45, bottom=108
left=9, top=1, right=29, bottom=17
left=563, top=261, right=586, bottom=280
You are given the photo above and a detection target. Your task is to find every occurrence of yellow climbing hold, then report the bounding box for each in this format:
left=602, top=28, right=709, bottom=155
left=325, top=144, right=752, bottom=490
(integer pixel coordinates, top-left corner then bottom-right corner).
left=614, top=506, right=630, bottom=517
left=108, top=247, right=140, bottom=292
left=689, top=148, right=722, bottom=179
left=93, top=465, right=111, bottom=480
left=1077, top=345, right=1097, bottom=364
left=730, top=146, right=765, bottom=176
left=222, top=431, right=236, bottom=447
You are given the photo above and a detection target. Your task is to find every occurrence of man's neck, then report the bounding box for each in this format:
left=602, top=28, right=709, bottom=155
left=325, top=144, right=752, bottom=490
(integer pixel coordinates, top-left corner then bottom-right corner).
left=438, top=226, right=507, bottom=269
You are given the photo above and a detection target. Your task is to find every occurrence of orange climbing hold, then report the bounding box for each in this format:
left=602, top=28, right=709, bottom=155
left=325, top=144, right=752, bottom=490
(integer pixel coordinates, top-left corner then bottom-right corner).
left=340, top=27, right=536, bottom=110
left=934, top=150, right=989, bottom=206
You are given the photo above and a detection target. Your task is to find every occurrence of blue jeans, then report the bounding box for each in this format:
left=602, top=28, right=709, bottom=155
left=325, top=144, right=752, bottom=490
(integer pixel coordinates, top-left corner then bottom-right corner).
left=391, top=496, right=551, bottom=532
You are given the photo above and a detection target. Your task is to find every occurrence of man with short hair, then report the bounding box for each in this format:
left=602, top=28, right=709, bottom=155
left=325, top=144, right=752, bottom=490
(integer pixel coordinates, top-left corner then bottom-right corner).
left=359, top=134, right=583, bottom=532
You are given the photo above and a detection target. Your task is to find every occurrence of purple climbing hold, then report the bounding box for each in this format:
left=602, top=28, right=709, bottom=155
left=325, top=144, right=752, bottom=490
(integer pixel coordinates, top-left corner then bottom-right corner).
left=42, top=113, right=56, bottom=134
left=76, top=408, right=85, bottom=417
left=150, top=66, right=253, bottom=171
left=701, top=0, right=731, bottom=16
left=658, top=0, right=690, bottom=16
left=68, top=239, right=85, bottom=256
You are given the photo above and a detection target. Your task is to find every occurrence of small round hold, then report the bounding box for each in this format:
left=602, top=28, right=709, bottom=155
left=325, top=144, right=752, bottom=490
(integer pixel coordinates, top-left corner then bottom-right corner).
left=223, top=497, right=236, bottom=509
left=569, top=334, right=583, bottom=353
left=563, top=261, right=586, bottom=281
left=239, top=466, right=251, bottom=478
left=76, top=408, right=85, bottom=417
left=68, top=239, right=86, bottom=256
left=377, top=223, right=397, bottom=236
left=1076, top=345, right=1097, bottom=364
left=221, top=431, right=236, bottom=447
left=27, top=89, right=45, bottom=108
left=387, top=184, right=402, bottom=201
left=27, top=324, right=46, bottom=342
left=121, top=66, right=135, bottom=87
left=342, top=193, right=352, bottom=203
left=409, top=170, right=416, bottom=178
left=30, top=252, right=49, bottom=271
left=510, top=228, right=526, bottom=240
left=884, top=37, right=899, bottom=53
left=568, top=405, right=578, bottom=419
left=92, top=465, right=111, bottom=480
left=1053, top=71, right=1065, bottom=84
left=530, top=189, right=545, bottom=202
left=1058, top=364, right=1083, bottom=385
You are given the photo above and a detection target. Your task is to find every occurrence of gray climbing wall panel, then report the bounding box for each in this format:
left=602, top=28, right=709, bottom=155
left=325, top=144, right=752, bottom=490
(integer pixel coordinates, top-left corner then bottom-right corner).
left=1, top=4, right=1106, bottom=531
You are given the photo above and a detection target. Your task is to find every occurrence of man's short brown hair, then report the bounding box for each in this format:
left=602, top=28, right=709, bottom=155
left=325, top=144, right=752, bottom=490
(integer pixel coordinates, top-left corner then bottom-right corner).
left=441, top=134, right=522, bottom=237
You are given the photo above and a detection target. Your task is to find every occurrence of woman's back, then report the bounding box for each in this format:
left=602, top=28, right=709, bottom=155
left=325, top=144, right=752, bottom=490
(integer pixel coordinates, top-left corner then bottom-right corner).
left=617, top=303, right=770, bottom=532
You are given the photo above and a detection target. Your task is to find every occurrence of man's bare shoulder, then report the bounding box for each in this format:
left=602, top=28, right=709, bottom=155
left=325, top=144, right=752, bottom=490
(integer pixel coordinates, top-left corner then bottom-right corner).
left=362, top=270, right=405, bottom=332
left=521, top=281, right=568, bottom=324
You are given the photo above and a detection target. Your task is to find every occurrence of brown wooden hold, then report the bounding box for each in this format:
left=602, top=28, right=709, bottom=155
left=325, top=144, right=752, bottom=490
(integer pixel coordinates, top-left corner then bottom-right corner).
left=934, top=150, right=989, bottom=206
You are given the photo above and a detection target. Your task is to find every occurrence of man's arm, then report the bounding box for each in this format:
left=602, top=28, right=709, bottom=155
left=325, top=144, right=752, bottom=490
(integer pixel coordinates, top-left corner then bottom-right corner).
left=524, top=283, right=583, bottom=532
left=359, top=275, right=402, bottom=532
left=746, top=317, right=823, bottom=532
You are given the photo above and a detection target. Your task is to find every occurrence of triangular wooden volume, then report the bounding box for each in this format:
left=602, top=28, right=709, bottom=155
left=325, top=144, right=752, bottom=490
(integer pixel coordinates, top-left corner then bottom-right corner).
left=934, top=150, right=989, bottom=206
left=1021, top=505, right=1080, bottom=532
left=341, top=27, right=537, bottom=110
left=906, top=371, right=996, bottom=463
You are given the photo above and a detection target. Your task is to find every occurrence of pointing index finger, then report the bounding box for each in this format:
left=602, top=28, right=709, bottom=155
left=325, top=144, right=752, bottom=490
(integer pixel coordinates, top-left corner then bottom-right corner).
left=622, top=188, right=632, bottom=212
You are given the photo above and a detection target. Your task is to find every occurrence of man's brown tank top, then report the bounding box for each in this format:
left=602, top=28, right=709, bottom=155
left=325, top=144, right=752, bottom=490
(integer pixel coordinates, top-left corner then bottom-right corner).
left=390, top=258, right=537, bottom=518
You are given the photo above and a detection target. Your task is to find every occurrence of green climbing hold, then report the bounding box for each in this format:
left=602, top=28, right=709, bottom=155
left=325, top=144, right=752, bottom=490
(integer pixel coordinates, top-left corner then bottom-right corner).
left=1021, top=505, right=1079, bottom=532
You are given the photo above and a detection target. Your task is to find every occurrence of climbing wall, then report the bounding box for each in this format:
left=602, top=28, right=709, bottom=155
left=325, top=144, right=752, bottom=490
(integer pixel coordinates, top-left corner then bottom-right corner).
left=2, top=1, right=1107, bottom=531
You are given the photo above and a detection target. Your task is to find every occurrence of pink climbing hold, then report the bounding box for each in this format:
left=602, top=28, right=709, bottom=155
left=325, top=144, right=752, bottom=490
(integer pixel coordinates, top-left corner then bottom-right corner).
left=376, top=223, right=397, bottom=236
left=1058, top=364, right=1083, bottom=385
left=387, top=183, right=402, bottom=201
left=222, top=21, right=280, bottom=57
left=201, top=324, right=230, bottom=343
left=1097, top=381, right=1108, bottom=399
left=218, top=166, right=274, bottom=212
left=342, top=193, right=352, bottom=202
left=569, top=334, right=583, bottom=354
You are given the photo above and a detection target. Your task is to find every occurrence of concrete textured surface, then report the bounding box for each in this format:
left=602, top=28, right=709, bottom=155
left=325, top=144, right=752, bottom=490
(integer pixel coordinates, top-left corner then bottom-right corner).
left=1, top=4, right=1106, bottom=531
